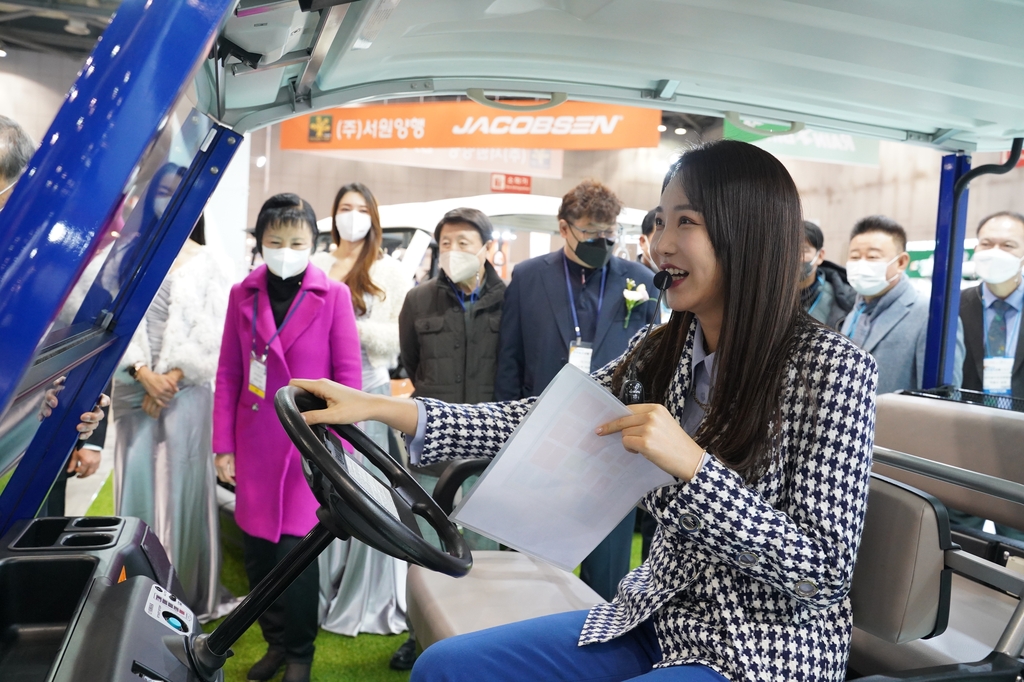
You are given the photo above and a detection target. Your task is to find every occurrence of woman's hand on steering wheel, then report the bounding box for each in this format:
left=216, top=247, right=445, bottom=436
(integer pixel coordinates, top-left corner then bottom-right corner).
left=289, top=379, right=420, bottom=433
left=289, top=378, right=380, bottom=426
left=596, top=404, right=706, bottom=481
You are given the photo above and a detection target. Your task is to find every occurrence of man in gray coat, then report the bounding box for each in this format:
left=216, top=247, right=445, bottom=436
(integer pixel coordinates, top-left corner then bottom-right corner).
left=840, top=215, right=963, bottom=394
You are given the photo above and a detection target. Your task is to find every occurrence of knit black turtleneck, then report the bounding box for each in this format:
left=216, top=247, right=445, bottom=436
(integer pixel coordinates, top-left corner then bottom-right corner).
left=266, top=269, right=305, bottom=327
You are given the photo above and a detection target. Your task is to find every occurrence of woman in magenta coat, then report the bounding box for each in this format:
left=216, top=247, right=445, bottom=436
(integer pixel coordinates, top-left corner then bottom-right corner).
left=213, top=194, right=361, bottom=682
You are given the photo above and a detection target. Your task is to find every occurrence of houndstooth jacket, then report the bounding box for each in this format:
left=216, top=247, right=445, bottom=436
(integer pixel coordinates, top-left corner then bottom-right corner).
left=418, top=318, right=878, bottom=682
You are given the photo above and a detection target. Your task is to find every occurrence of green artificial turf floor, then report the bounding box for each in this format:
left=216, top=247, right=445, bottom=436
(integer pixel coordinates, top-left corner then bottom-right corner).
left=86, top=472, right=645, bottom=682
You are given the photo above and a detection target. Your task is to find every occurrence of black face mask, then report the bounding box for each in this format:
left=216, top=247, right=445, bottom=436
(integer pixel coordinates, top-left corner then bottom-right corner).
left=572, top=237, right=614, bottom=269
left=801, top=260, right=816, bottom=280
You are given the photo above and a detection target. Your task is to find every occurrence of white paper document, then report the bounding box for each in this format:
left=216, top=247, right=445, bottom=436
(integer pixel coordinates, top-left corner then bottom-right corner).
left=451, top=364, right=676, bottom=571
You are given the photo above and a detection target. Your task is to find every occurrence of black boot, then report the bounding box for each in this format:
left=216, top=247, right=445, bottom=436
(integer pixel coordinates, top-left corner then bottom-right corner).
left=389, top=636, right=418, bottom=670
left=247, top=647, right=286, bottom=681
left=283, top=662, right=311, bottom=682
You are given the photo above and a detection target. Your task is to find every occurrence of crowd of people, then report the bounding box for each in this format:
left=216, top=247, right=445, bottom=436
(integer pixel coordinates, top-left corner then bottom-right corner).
left=4, top=111, right=1024, bottom=682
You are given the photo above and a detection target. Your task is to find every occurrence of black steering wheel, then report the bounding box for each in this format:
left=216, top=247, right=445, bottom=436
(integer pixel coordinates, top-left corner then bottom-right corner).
left=274, top=386, right=472, bottom=577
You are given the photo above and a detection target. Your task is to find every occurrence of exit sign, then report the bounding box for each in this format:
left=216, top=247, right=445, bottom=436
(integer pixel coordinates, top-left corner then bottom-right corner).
left=490, top=173, right=531, bottom=194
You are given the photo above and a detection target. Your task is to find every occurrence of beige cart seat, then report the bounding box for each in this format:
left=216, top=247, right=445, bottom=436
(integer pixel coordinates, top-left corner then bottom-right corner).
left=850, top=393, right=1024, bottom=676
left=408, top=550, right=604, bottom=649
left=873, top=393, right=1024, bottom=531
left=407, top=457, right=604, bottom=650
left=408, top=467, right=977, bottom=668
left=408, top=472, right=971, bottom=666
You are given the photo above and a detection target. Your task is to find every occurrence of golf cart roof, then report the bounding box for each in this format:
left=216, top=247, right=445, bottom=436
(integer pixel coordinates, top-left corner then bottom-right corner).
left=199, top=0, right=1024, bottom=152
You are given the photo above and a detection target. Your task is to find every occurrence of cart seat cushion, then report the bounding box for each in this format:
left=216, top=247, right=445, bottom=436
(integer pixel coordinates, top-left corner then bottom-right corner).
left=407, top=550, right=604, bottom=649
left=851, top=476, right=947, bottom=644
left=850, top=573, right=1019, bottom=675
left=874, top=393, right=1024, bottom=530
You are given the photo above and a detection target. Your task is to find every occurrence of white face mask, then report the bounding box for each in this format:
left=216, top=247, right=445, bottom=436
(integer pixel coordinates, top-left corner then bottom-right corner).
left=846, top=256, right=899, bottom=297
left=263, top=247, right=310, bottom=279
left=336, top=210, right=372, bottom=242
left=153, top=196, right=170, bottom=218
left=972, top=247, right=1024, bottom=285
left=440, top=248, right=484, bottom=284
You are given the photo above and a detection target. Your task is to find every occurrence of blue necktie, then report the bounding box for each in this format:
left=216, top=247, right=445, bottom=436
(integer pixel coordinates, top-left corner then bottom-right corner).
left=988, top=299, right=1010, bottom=357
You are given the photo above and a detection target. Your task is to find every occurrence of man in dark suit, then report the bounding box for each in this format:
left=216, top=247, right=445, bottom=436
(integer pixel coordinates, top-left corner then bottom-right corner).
left=961, top=211, right=1024, bottom=399
left=495, top=179, right=657, bottom=600
left=957, top=212, right=1024, bottom=541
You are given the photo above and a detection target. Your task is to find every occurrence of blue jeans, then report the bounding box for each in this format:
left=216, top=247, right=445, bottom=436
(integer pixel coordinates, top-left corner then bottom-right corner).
left=411, top=610, right=728, bottom=682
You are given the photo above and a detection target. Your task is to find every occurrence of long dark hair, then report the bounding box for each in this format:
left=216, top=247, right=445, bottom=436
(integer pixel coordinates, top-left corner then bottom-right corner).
left=612, top=140, right=809, bottom=482
left=330, top=182, right=384, bottom=316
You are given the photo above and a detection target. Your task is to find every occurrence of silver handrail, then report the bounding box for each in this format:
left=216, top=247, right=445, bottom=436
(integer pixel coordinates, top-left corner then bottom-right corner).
left=873, top=446, right=1024, bottom=506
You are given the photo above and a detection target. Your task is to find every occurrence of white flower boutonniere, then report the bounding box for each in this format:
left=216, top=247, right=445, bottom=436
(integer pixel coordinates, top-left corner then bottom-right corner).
left=622, top=279, right=650, bottom=327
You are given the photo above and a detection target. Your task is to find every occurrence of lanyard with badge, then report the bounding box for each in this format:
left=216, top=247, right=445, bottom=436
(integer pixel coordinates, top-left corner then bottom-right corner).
left=249, top=291, right=307, bottom=398
left=563, top=255, right=606, bottom=374
left=844, top=303, right=866, bottom=339
left=984, top=304, right=1021, bottom=396
left=447, top=279, right=480, bottom=312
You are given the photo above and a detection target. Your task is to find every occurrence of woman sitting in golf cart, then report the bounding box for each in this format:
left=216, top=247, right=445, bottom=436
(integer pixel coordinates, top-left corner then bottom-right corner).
left=294, top=140, right=878, bottom=682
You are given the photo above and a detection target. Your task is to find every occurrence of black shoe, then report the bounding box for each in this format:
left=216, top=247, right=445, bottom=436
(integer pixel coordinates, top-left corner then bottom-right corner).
left=282, top=662, right=311, bottom=682
left=247, top=648, right=286, bottom=681
left=389, top=636, right=418, bottom=671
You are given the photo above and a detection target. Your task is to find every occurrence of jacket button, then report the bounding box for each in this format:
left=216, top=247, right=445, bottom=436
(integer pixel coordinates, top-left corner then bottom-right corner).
left=454, top=343, right=460, bottom=349
left=680, top=513, right=701, bottom=532
left=737, top=551, right=759, bottom=567
left=794, top=579, right=818, bottom=597
left=251, top=403, right=259, bottom=412
left=452, top=307, right=460, bottom=313
left=455, top=375, right=462, bottom=382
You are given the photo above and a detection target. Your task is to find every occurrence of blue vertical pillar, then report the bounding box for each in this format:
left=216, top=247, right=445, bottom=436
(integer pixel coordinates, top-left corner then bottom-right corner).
left=923, top=154, right=972, bottom=389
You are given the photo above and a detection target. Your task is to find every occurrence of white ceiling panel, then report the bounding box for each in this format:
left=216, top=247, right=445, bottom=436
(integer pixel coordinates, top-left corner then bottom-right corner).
left=198, top=0, right=1024, bottom=150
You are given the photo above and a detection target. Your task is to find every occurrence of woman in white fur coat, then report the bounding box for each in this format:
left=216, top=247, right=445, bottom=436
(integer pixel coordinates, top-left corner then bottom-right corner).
left=310, top=182, right=413, bottom=638
left=114, top=215, right=235, bottom=621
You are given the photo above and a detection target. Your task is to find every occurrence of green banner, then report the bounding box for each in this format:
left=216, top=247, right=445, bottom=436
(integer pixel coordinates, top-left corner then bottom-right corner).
left=724, top=119, right=879, bottom=167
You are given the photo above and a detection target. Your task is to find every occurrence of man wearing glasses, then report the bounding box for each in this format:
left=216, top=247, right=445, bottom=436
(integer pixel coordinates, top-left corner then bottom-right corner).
left=494, top=179, right=657, bottom=600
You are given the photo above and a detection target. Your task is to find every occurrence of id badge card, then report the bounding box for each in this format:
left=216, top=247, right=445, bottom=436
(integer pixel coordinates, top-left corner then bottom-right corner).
left=983, top=356, right=1013, bottom=395
left=249, top=355, right=268, bottom=398
left=567, top=340, right=593, bottom=374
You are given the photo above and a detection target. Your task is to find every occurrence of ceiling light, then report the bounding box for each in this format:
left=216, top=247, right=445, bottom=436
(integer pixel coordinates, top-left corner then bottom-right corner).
left=64, top=19, right=90, bottom=36
left=674, top=127, right=686, bottom=135
left=0, top=47, right=6, bottom=58
left=657, top=124, right=666, bottom=132
left=255, top=155, right=267, bottom=168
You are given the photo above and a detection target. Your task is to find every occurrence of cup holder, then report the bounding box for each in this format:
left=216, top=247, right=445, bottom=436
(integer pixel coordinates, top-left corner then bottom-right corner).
left=12, top=518, right=69, bottom=549
left=11, top=517, right=124, bottom=551
left=70, top=517, right=121, bottom=529
left=60, top=533, right=115, bottom=548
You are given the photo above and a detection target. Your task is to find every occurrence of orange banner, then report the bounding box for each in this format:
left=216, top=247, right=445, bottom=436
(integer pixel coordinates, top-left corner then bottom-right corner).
left=280, top=101, right=660, bottom=151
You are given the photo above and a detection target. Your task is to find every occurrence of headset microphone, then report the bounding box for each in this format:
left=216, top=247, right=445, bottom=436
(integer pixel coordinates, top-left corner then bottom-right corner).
left=619, top=270, right=673, bottom=405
